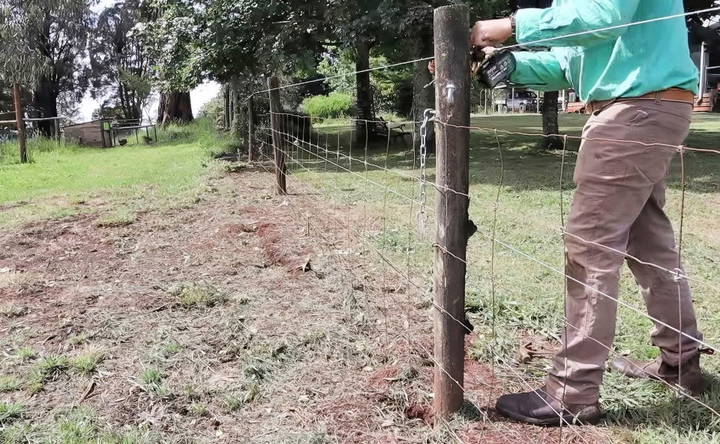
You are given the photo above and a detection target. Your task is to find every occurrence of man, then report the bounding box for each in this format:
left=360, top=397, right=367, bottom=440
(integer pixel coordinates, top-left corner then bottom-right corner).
left=471, top=0, right=707, bottom=426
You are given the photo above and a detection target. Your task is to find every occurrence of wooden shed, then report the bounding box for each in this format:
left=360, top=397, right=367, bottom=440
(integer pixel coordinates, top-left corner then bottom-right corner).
left=63, top=119, right=113, bottom=147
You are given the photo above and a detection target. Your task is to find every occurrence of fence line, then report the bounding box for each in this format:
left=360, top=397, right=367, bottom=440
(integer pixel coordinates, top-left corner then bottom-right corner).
left=238, top=5, right=720, bottom=438
left=260, top=121, right=720, bottom=298
left=252, top=128, right=599, bottom=441
left=252, top=103, right=719, bottom=438
left=256, top=121, right=720, bottom=356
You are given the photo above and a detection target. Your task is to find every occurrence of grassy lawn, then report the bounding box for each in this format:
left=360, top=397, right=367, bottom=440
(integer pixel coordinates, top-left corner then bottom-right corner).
left=0, top=120, right=232, bottom=227
left=285, top=112, right=720, bottom=443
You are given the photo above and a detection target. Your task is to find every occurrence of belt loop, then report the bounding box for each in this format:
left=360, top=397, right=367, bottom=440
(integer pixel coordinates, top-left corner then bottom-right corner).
left=654, top=91, right=661, bottom=104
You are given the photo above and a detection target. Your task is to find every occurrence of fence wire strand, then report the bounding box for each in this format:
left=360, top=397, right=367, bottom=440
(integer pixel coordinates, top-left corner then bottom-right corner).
left=244, top=6, right=720, bottom=430
left=253, top=129, right=595, bottom=442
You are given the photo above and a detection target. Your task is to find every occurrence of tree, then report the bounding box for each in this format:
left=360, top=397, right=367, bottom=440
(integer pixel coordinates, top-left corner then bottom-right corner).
left=90, top=1, right=154, bottom=121
left=137, top=0, right=201, bottom=124
left=325, top=0, right=393, bottom=138
left=28, top=0, right=91, bottom=136
left=511, top=0, right=563, bottom=150
left=150, top=0, right=328, bottom=137
left=0, top=0, right=58, bottom=163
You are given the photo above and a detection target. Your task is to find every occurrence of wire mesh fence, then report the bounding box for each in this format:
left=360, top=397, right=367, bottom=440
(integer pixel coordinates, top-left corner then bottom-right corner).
left=234, top=5, right=720, bottom=442
left=244, top=94, right=720, bottom=443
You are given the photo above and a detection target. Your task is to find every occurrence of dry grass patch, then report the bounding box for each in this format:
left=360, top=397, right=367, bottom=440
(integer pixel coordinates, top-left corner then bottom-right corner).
left=0, top=304, right=27, bottom=318
left=171, top=283, right=228, bottom=308
left=0, top=270, right=39, bottom=290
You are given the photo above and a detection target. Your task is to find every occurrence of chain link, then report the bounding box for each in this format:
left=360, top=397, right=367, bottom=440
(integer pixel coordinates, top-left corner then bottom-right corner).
left=418, top=109, right=435, bottom=234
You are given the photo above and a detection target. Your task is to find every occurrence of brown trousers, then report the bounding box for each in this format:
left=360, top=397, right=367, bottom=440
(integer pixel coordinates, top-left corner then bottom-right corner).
left=545, top=99, right=703, bottom=404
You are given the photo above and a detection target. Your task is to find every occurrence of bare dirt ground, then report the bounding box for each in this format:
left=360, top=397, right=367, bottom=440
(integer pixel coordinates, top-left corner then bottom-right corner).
left=0, top=167, right=609, bottom=443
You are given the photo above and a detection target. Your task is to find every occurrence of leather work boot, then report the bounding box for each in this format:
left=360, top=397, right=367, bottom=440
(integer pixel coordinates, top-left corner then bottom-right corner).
left=495, top=387, right=602, bottom=426
left=610, top=354, right=708, bottom=396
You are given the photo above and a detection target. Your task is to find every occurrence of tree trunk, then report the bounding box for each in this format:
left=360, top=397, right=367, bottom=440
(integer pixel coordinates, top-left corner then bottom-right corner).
left=224, top=85, right=231, bottom=130
left=355, top=38, right=375, bottom=140
left=13, top=83, right=28, bottom=164
left=412, top=31, right=436, bottom=155
left=537, top=91, right=563, bottom=150
left=32, top=76, right=59, bottom=137
left=159, top=91, right=194, bottom=125
left=228, top=78, right=247, bottom=148
left=157, top=93, right=166, bottom=124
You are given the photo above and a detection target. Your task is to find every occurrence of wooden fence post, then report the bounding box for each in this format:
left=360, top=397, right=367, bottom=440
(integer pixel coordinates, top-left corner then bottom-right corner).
left=248, top=95, right=257, bottom=162
left=433, top=4, right=471, bottom=419
left=267, top=76, right=287, bottom=195
left=54, top=118, right=61, bottom=145
left=13, top=83, right=28, bottom=163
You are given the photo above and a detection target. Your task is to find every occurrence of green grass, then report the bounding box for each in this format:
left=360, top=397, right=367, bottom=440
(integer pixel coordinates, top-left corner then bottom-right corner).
left=0, top=406, right=163, bottom=443
left=139, top=367, right=170, bottom=397
left=0, top=119, right=231, bottom=227
left=16, top=347, right=37, bottom=362
left=27, top=354, right=69, bottom=393
left=0, top=402, right=24, bottom=424
left=70, top=349, right=106, bottom=375
left=285, top=112, right=720, bottom=442
left=0, top=375, right=21, bottom=392
left=2, top=111, right=719, bottom=441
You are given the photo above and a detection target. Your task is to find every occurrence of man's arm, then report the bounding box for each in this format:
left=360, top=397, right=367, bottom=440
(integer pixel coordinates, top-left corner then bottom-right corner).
left=516, top=0, right=641, bottom=47
left=510, top=50, right=572, bottom=91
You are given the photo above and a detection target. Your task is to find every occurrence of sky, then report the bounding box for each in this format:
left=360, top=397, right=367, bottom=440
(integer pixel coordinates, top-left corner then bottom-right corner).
left=77, top=0, right=220, bottom=123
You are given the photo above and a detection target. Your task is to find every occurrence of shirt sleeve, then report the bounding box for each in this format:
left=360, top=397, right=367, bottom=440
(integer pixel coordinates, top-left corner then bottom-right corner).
left=509, top=50, right=572, bottom=91
left=516, top=0, right=641, bottom=47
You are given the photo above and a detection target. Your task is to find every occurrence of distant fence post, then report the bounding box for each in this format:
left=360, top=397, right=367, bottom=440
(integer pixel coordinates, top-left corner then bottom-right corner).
left=248, top=95, right=257, bottom=162
left=267, top=76, right=287, bottom=195
left=54, top=118, right=61, bottom=145
left=432, top=4, right=471, bottom=419
left=13, top=83, right=28, bottom=163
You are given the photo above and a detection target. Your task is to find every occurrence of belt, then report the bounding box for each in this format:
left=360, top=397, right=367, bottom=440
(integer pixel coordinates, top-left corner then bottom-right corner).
left=585, top=88, right=695, bottom=114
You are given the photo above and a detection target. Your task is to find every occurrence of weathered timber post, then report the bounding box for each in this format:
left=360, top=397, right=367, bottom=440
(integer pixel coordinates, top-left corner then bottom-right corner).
left=13, top=83, right=28, bottom=163
left=248, top=95, right=257, bottom=162
left=433, top=4, right=471, bottom=418
left=54, top=118, right=61, bottom=145
left=267, top=76, right=287, bottom=195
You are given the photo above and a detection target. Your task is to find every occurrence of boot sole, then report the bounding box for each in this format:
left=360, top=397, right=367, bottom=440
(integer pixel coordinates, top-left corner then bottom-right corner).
left=496, top=404, right=602, bottom=427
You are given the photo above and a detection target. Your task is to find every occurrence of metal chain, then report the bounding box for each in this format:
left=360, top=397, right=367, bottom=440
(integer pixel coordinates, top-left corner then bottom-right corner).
left=418, top=109, right=436, bottom=234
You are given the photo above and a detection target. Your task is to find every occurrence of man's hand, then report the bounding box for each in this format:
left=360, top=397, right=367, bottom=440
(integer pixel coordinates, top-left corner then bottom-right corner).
left=470, top=18, right=513, bottom=48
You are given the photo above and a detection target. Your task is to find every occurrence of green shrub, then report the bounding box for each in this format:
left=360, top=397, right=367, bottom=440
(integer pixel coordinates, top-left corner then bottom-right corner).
left=301, top=93, right=354, bottom=120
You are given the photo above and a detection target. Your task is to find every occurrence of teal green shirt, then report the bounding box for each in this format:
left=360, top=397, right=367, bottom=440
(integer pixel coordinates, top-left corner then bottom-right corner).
left=510, top=0, right=699, bottom=102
